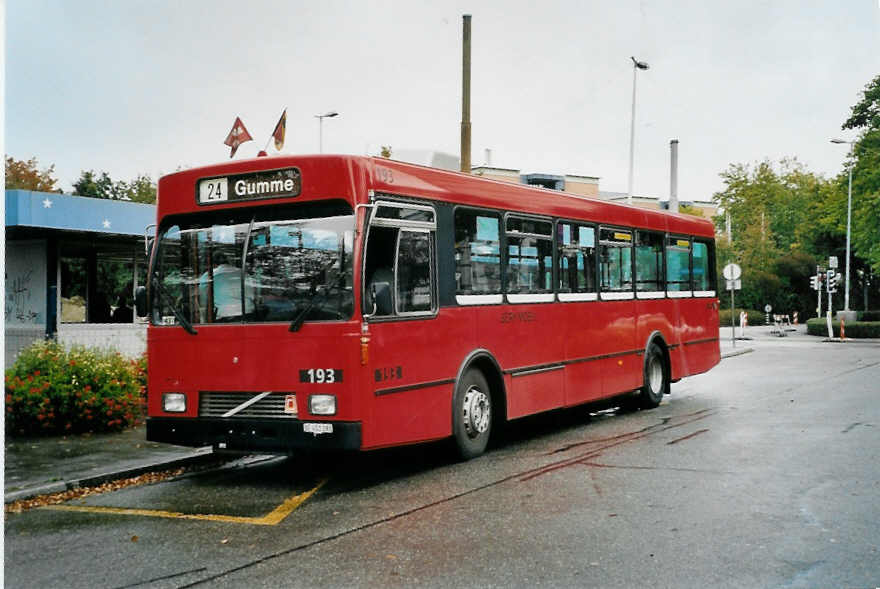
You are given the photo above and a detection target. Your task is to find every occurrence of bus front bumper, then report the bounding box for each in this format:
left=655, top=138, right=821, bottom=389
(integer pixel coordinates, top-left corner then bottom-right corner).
left=147, top=417, right=362, bottom=453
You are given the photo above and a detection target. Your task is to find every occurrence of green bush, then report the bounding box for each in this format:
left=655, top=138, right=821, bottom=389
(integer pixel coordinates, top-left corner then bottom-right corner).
left=719, top=309, right=766, bottom=327
left=858, top=310, right=880, bottom=321
left=5, top=341, right=147, bottom=437
left=806, top=318, right=880, bottom=338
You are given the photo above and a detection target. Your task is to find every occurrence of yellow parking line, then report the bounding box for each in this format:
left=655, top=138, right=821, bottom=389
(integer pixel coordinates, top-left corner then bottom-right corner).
left=44, top=479, right=327, bottom=526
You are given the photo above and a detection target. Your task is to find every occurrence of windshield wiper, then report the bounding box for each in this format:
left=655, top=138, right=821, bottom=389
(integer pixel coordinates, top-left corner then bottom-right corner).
left=153, top=273, right=198, bottom=335
left=288, top=265, right=345, bottom=332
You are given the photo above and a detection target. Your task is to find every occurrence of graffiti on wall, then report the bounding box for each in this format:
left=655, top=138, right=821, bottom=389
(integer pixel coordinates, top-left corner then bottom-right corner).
left=5, top=241, right=47, bottom=326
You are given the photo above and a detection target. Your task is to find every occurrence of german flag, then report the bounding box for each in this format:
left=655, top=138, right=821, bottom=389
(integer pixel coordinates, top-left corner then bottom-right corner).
left=272, top=109, right=287, bottom=151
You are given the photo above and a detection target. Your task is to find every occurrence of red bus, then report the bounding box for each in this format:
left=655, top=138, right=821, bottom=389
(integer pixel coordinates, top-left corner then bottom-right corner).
left=138, top=155, right=719, bottom=459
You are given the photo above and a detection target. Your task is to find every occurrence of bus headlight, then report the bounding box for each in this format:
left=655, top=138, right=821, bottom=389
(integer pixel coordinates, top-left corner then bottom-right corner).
left=309, top=394, right=337, bottom=416
left=163, top=393, right=187, bottom=413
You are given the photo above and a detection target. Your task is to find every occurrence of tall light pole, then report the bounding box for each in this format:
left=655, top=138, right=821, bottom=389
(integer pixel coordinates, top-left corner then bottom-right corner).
left=627, top=56, right=649, bottom=205
left=315, top=111, right=339, bottom=153
left=830, top=138, right=854, bottom=312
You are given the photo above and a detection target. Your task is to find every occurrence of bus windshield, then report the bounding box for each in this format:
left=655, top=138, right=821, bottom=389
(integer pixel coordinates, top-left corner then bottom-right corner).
left=151, top=201, right=354, bottom=327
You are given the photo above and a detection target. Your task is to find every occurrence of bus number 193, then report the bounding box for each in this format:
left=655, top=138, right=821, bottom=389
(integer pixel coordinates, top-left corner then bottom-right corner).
left=300, top=368, right=342, bottom=384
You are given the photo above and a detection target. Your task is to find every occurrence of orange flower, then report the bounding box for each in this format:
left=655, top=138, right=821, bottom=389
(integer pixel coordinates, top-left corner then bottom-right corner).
left=5, top=394, right=11, bottom=403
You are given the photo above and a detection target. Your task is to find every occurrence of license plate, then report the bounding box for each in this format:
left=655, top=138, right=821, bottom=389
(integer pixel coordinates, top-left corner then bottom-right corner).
left=303, top=422, right=333, bottom=435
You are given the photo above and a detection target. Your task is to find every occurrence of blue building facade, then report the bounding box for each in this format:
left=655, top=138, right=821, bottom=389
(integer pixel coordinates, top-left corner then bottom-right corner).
left=5, top=189, right=156, bottom=364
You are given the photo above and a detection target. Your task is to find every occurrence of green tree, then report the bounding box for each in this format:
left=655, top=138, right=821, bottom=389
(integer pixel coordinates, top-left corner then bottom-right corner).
left=72, top=170, right=157, bottom=203
left=678, top=204, right=704, bottom=217
left=5, top=156, right=59, bottom=191
left=838, top=73, right=880, bottom=279
left=127, top=174, right=158, bottom=204
left=712, top=159, right=831, bottom=316
left=843, top=73, right=880, bottom=132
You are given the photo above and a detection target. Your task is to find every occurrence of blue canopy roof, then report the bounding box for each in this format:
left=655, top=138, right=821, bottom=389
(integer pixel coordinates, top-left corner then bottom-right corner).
left=5, top=189, right=156, bottom=236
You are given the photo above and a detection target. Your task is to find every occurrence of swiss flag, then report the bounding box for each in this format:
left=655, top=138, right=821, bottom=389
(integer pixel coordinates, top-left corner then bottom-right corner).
left=223, top=117, right=253, bottom=158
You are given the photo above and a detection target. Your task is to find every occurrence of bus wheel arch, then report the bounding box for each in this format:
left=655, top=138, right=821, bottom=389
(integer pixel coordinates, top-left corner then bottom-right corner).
left=639, top=333, right=671, bottom=409
left=452, top=351, right=507, bottom=459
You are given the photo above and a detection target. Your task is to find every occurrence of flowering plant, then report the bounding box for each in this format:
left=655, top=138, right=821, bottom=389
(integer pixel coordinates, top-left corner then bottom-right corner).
left=5, top=341, right=147, bottom=436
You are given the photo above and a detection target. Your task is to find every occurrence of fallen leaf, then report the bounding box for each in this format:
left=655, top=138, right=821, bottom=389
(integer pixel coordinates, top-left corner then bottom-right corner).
left=131, top=535, right=139, bottom=543
left=5, top=467, right=186, bottom=513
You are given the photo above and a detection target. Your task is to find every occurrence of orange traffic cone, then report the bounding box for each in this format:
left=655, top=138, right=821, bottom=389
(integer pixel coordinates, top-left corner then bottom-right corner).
left=840, top=318, right=846, bottom=341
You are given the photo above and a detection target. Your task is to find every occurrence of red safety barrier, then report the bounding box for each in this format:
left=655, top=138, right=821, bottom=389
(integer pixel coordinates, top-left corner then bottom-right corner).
left=793, top=311, right=798, bottom=325
left=841, top=318, right=846, bottom=341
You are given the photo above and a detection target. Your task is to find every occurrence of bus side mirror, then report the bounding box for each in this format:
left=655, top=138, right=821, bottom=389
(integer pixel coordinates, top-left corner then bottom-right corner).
left=135, top=286, right=147, bottom=317
left=371, top=282, right=393, bottom=316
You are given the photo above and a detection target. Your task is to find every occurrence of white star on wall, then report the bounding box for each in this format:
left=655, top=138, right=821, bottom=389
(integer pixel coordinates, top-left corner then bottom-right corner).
left=102, top=219, right=111, bottom=229
left=42, top=198, right=53, bottom=208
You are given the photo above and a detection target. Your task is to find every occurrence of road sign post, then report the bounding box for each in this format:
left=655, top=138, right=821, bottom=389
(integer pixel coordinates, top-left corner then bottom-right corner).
left=723, top=263, right=742, bottom=349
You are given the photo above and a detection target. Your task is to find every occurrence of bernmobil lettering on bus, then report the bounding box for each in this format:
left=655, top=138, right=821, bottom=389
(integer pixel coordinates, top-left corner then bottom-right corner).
left=198, top=167, right=301, bottom=204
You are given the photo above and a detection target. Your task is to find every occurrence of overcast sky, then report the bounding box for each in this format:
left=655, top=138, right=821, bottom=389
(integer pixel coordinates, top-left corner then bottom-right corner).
left=5, top=0, right=880, bottom=202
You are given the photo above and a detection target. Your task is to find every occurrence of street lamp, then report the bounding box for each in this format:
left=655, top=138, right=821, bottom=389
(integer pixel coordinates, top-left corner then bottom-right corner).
left=830, top=138, right=854, bottom=313
left=315, top=111, right=339, bottom=153
left=627, top=56, right=649, bottom=206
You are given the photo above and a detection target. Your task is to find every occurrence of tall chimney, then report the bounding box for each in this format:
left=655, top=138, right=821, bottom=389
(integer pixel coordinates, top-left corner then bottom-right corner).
left=460, top=14, right=472, bottom=174
left=669, top=139, right=679, bottom=213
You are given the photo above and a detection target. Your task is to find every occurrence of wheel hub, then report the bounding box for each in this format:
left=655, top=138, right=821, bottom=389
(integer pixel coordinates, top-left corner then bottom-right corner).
left=462, top=386, right=490, bottom=438
left=648, top=355, right=664, bottom=394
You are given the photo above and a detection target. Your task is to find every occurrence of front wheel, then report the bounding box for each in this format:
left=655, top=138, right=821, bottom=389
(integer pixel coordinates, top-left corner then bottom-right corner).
left=638, top=342, right=667, bottom=409
left=452, top=369, right=492, bottom=460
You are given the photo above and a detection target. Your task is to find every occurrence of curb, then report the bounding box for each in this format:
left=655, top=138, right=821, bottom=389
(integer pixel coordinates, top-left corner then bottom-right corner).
left=4, top=450, right=217, bottom=504
left=721, top=347, right=754, bottom=359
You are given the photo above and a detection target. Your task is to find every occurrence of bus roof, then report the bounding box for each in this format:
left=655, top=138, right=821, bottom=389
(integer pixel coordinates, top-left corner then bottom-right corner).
left=158, top=154, right=716, bottom=239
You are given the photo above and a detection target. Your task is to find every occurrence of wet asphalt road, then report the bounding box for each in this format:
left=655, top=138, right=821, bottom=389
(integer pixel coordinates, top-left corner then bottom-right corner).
left=5, top=335, right=880, bottom=588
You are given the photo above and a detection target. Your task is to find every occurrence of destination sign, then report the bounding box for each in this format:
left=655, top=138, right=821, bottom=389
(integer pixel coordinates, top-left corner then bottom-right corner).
left=198, top=167, right=301, bottom=204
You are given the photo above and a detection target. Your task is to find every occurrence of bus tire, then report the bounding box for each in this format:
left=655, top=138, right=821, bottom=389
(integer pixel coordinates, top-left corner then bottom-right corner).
left=638, top=342, right=667, bottom=409
left=452, top=368, right=492, bottom=460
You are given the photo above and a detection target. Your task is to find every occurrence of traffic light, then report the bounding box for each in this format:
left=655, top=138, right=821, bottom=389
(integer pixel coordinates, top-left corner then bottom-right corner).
left=826, top=272, right=839, bottom=293
left=810, top=275, right=820, bottom=291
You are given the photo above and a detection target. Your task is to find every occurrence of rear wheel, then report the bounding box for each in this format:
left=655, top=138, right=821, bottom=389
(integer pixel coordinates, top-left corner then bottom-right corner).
left=452, top=369, right=492, bottom=460
left=638, top=342, right=667, bottom=409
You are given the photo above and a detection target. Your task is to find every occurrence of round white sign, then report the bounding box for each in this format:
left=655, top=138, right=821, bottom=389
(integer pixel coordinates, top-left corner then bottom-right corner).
left=764, top=304, right=772, bottom=313
left=722, top=263, right=742, bottom=281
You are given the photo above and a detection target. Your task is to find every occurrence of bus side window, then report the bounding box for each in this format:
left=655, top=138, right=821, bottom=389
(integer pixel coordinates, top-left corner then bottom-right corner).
left=364, top=226, right=398, bottom=315
left=599, top=228, right=633, bottom=293
left=396, top=231, right=434, bottom=313
left=666, top=237, right=692, bottom=294
left=506, top=216, right=553, bottom=294
left=635, top=231, right=664, bottom=293
left=692, top=240, right=715, bottom=294
left=454, top=210, right=501, bottom=295
left=557, top=223, right=596, bottom=294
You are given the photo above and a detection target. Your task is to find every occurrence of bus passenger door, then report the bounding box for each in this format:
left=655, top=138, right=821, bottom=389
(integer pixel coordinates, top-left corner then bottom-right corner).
left=361, top=203, right=462, bottom=449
